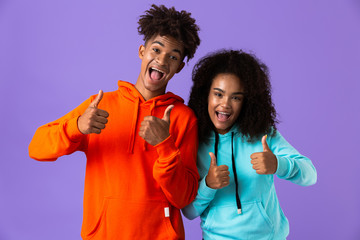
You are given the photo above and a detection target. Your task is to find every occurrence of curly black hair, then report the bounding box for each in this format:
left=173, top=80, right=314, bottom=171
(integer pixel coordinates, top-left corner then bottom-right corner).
left=137, top=4, right=200, bottom=62
left=188, top=49, right=278, bottom=143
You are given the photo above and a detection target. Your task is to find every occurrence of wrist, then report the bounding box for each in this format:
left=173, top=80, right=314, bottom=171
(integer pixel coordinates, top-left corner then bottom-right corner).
left=66, top=116, right=85, bottom=141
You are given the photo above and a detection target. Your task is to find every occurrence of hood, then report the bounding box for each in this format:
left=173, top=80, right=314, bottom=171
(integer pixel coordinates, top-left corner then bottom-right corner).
left=209, top=124, right=240, bottom=140
left=117, top=80, right=184, bottom=153
left=117, top=80, right=184, bottom=106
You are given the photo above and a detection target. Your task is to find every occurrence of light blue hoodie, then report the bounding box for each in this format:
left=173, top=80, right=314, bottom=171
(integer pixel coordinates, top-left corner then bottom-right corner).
left=182, top=126, right=317, bottom=240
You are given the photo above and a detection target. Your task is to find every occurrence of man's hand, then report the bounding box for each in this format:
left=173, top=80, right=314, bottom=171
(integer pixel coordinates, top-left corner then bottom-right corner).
left=205, top=152, right=230, bottom=189
left=77, top=90, right=109, bottom=134
left=139, top=105, right=173, bottom=146
left=250, top=135, right=277, bottom=174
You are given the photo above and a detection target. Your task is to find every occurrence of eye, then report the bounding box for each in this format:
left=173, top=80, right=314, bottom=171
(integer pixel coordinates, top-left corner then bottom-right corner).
left=153, top=48, right=160, bottom=53
left=170, top=55, right=178, bottom=60
left=214, top=92, right=222, bottom=97
left=232, top=96, right=243, bottom=101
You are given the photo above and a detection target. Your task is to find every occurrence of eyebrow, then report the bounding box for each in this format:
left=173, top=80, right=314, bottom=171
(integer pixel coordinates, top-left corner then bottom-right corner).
left=213, top=88, right=245, bottom=95
left=152, top=41, right=182, bottom=55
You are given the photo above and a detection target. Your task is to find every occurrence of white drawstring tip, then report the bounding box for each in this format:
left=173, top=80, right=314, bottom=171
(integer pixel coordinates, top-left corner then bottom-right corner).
left=237, top=209, right=242, bottom=214
left=164, top=207, right=170, bottom=217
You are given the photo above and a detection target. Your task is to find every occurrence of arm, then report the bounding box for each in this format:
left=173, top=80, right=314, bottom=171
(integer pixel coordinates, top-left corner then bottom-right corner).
left=182, top=177, right=217, bottom=220
left=29, top=92, right=108, bottom=161
left=28, top=100, right=89, bottom=161
left=152, top=119, right=200, bottom=209
left=271, top=131, right=317, bottom=186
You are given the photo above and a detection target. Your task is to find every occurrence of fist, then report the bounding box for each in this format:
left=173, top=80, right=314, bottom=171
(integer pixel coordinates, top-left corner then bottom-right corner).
left=139, top=105, right=173, bottom=146
left=205, top=152, right=230, bottom=189
left=78, top=90, right=109, bottom=134
left=250, top=135, right=277, bottom=174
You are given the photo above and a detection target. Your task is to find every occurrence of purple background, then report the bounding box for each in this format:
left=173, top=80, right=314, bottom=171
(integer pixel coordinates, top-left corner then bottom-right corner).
left=1, top=0, right=359, bottom=239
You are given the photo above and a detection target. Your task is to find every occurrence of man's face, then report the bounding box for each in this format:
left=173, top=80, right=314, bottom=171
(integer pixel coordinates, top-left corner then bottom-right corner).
left=135, top=34, right=185, bottom=100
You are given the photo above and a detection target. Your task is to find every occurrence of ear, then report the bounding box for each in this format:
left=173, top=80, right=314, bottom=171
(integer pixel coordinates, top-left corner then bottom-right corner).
left=176, top=62, right=185, bottom=73
left=138, top=45, right=145, bottom=60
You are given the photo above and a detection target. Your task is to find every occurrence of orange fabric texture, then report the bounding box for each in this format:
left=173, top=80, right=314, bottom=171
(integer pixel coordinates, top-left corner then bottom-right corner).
left=29, top=81, right=199, bottom=240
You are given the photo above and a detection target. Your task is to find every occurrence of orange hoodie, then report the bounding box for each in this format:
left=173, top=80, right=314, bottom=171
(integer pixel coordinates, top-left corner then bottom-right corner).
left=29, top=81, right=199, bottom=240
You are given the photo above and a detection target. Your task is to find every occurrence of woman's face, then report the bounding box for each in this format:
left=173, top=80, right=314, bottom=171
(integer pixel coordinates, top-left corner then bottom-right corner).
left=208, top=73, right=245, bottom=135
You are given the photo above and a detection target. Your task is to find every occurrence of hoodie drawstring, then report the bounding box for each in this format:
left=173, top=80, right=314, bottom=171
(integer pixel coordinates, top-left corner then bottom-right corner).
left=231, top=132, right=242, bottom=214
left=118, top=80, right=183, bottom=154
left=128, top=97, right=140, bottom=154
left=214, top=131, right=242, bottom=214
left=142, top=100, right=157, bottom=151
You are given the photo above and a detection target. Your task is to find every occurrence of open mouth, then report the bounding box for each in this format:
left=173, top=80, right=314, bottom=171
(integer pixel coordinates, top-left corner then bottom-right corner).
left=216, top=111, right=231, bottom=121
left=149, top=67, right=165, bottom=81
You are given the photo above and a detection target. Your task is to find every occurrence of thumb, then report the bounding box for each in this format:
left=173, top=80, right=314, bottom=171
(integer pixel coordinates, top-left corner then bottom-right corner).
left=262, top=135, right=271, bottom=152
left=90, top=90, right=103, bottom=108
left=162, top=105, right=174, bottom=123
left=209, top=152, right=217, bottom=167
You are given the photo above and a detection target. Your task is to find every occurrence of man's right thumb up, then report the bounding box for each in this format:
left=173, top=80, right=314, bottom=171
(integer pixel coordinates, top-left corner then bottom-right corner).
left=90, top=90, right=104, bottom=108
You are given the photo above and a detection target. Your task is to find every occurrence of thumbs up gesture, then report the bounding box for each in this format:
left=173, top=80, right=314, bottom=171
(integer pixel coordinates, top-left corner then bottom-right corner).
left=205, top=152, right=230, bottom=189
left=250, top=135, right=277, bottom=174
left=78, top=90, right=109, bottom=134
left=139, top=105, right=173, bottom=146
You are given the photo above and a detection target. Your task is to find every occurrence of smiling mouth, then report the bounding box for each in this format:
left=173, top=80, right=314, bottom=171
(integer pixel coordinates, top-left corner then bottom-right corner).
left=216, top=111, right=231, bottom=121
left=149, top=67, right=165, bottom=81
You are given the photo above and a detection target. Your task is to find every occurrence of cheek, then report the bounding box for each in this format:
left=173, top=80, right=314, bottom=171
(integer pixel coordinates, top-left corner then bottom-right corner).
left=207, top=97, right=216, bottom=114
left=232, top=103, right=243, bottom=119
left=170, top=62, right=181, bottom=74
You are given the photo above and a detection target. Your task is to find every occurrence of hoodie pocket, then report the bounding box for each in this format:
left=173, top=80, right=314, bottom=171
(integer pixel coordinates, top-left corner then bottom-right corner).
left=202, top=201, right=274, bottom=240
left=85, top=196, right=180, bottom=240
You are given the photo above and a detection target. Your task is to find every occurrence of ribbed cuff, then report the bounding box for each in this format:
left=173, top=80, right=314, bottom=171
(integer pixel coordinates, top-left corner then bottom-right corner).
left=64, top=116, right=84, bottom=142
left=154, top=135, right=179, bottom=160
left=275, top=155, right=289, bottom=177
left=198, top=176, right=217, bottom=199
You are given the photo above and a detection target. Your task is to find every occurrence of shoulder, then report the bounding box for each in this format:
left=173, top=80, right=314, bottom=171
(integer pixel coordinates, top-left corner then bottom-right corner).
left=89, top=90, right=121, bottom=107
left=171, top=102, right=197, bottom=123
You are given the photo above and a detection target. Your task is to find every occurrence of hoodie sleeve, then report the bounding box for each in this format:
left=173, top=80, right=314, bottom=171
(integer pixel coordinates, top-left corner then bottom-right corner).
left=271, top=131, right=317, bottom=186
left=181, top=176, right=217, bottom=220
left=28, top=98, right=91, bottom=161
left=153, top=116, right=200, bottom=209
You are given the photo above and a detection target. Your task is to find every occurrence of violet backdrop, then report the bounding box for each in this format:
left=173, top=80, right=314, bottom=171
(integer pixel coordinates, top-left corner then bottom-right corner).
left=1, top=0, right=359, bottom=239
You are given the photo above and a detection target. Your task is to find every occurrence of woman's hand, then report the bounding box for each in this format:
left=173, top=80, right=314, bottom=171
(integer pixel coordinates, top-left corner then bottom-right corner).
left=250, top=135, right=278, bottom=174
left=205, top=152, right=230, bottom=189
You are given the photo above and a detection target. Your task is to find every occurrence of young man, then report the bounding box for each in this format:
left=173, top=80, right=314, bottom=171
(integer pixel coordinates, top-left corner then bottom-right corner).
left=29, top=5, right=201, bottom=240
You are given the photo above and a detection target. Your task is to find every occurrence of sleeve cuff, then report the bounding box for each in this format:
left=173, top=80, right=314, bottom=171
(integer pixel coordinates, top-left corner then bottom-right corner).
left=64, top=116, right=84, bottom=142
left=275, top=155, right=289, bottom=177
left=198, top=176, right=217, bottom=199
left=154, top=135, right=179, bottom=159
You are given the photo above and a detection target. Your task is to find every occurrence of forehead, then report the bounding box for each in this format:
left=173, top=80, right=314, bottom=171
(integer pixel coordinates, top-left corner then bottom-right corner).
left=211, top=73, right=244, bottom=91
left=147, top=35, right=184, bottom=52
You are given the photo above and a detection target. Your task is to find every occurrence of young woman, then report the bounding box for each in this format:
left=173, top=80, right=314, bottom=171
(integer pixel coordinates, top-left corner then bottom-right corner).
left=182, top=49, right=317, bottom=240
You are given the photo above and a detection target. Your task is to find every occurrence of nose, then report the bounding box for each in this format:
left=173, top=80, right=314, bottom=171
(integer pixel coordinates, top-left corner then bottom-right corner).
left=156, top=53, right=167, bottom=66
left=220, top=97, right=231, bottom=109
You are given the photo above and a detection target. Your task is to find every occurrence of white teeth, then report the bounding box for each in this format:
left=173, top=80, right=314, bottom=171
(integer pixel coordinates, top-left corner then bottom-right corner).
left=217, top=111, right=230, bottom=116
left=151, top=67, right=165, bottom=74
